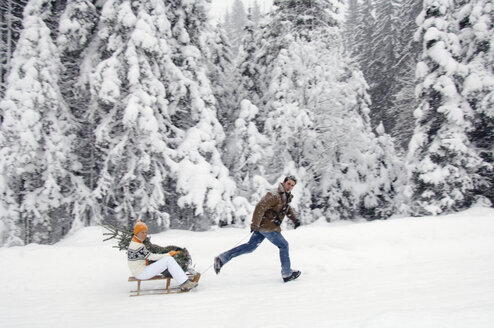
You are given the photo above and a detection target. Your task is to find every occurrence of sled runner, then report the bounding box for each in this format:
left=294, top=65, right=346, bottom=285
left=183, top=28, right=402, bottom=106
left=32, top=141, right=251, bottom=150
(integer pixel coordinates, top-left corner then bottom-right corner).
left=128, top=272, right=200, bottom=296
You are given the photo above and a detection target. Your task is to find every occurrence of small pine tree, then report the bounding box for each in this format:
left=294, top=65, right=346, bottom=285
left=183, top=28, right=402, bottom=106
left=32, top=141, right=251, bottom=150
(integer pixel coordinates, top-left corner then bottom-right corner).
left=102, top=224, right=193, bottom=275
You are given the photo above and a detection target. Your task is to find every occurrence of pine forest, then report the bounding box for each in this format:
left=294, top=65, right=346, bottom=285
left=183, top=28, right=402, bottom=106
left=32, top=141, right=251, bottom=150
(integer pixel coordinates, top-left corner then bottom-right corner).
left=1, top=0, right=493, bottom=246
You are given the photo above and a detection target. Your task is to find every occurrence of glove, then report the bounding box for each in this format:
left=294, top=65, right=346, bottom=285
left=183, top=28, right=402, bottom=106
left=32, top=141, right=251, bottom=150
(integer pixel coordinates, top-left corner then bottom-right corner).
left=169, top=250, right=180, bottom=256
left=294, top=220, right=301, bottom=229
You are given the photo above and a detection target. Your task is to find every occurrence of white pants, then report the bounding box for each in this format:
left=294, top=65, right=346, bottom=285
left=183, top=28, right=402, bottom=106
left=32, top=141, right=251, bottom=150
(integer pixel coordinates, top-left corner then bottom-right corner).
left=136, top=256, right=188, bottom=284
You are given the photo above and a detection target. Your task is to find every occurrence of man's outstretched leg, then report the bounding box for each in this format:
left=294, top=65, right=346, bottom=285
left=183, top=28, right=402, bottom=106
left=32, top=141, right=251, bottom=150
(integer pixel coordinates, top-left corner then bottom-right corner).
left=214, top=231, right=265, bottom=274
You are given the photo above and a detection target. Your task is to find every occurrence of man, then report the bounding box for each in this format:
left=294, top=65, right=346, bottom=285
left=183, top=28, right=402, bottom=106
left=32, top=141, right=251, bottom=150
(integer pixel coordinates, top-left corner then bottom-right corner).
left=214, top=176, right=301, bottom=282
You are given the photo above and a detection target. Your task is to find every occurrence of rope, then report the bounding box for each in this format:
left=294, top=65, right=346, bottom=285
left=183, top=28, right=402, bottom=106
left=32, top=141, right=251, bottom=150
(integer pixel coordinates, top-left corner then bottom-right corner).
left=201, top=231, right=252, bottom=275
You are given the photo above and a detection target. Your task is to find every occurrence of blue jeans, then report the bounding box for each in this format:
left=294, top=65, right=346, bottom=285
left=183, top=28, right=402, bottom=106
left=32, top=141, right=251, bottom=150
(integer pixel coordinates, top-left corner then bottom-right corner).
left=219, top=231, right=292, bottom=277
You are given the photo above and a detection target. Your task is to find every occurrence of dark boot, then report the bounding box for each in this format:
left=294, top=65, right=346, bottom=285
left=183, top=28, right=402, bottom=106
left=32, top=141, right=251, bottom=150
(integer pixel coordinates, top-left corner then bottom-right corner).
left=214, top=256, right=224, bottom=274
left=283, top=270, right=301, bottom=283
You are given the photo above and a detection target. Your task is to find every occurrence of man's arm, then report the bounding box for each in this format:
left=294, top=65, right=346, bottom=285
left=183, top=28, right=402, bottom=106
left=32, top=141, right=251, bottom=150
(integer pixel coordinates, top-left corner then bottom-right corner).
left=287, top=206, right=301, bottom=228
left=286, top=206, right=297, bottom=223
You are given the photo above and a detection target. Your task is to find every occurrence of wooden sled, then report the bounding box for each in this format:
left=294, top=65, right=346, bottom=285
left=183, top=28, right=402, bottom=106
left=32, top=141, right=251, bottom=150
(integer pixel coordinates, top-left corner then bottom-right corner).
left=129, top=272, right=201, bottom=296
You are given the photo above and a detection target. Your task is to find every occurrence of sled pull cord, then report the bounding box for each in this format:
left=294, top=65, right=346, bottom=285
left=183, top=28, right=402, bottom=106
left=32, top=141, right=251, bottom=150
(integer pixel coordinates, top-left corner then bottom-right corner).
left=201, top=231, right=252, bottom=274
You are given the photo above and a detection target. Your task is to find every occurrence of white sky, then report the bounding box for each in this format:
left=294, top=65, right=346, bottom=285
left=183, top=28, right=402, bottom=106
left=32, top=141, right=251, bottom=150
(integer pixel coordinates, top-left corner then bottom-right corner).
left=209, top=0, right=274, bottom=22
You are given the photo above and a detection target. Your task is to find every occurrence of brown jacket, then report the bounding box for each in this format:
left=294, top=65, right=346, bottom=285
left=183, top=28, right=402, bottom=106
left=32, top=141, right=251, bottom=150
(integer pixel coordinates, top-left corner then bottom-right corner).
left=251, top=183, right=298, bottom=233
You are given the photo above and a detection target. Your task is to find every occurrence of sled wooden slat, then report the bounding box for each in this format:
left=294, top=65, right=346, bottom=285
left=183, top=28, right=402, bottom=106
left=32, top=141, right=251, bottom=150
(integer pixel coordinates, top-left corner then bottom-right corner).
left=128, top=273, right=200, bottom=296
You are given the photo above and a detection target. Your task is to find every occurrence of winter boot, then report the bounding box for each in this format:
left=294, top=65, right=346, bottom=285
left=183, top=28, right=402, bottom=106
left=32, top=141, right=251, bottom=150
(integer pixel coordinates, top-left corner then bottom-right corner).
left=283, top=270, right=301, bottom=283
left=180, top=279, right=198, bottom=291
left=214, top=256, right=224, bottom=274
left=191, top=272, right=201, bottom=283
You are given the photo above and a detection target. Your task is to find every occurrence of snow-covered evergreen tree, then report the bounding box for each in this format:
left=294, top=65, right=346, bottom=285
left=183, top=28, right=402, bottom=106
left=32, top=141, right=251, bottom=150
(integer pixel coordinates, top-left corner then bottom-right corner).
left=164, top=0, right=237, bottom=229
left=86, top=0, right=236, bottom=231
left=306, top=40, right=403, bottom=221
left=407, top=0, right=485, bottom=215
left=248, top=0, right=402, bottom=222
left=344, top=0, right=360, bottom=52
left=346, top=0, right=375, bottom=75
left=84, top=0, right=174, bottom=230
left=206, top=21, right=259, bottom=217
left=250, top=0, right=263, bottom=26
left=262, top=40, right=317, bottom=177
left=394, top=0, right=423, bottom=60
left=57, top=0, right=101, bottom=231
left=57, top=0, right=97, bottom=54
left=390, top=0, right=423, bottom=150
left=222, top=99, right=272, bottom=224
left=345, top=0, right=423, bottom=148
left=391, top=58, right=420, bottom=151
left=0, top=0, right=28, bottom=99
left=228, top=99, right=271, bottom=197
left=0, top=0, right=77, bottom=244
left=0, top=131, right=23, bottom=246
left=210, top=13, right=274, bottom=224
left=366, top=0, right=401, bottom=130
left=236, top=15, right=264, bottom=111
left=224, top=0, right=247, bottom=55
left=206, top=23, right=237, bottom=132
left=457, top=0, right=494, bottom=203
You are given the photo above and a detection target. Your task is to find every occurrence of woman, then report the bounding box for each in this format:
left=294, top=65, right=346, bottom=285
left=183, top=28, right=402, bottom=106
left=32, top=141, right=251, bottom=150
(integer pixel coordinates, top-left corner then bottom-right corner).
left=127, top=220, right=197, bottom=291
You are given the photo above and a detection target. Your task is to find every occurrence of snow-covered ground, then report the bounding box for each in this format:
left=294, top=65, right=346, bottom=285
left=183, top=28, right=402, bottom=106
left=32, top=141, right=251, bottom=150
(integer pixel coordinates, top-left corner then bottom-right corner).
left=1, top=207, right=494, bottom=328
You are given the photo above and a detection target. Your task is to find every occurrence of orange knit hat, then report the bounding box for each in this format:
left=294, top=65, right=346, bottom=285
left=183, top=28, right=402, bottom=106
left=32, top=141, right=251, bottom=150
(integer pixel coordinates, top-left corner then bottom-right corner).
left=133, top=220, right=148, bottom=235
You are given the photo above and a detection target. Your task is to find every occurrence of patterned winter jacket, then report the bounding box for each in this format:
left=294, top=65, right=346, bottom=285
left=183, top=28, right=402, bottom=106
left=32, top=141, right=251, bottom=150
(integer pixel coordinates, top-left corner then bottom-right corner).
left=127, top=238, right=169, bottom=277
left=251, top=183, right=298, bottom=233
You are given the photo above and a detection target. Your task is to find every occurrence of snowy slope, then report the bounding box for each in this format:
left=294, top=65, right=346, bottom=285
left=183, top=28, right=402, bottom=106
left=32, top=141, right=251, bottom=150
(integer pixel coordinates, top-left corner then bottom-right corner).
left=1, top=207, right=493, bottom=328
